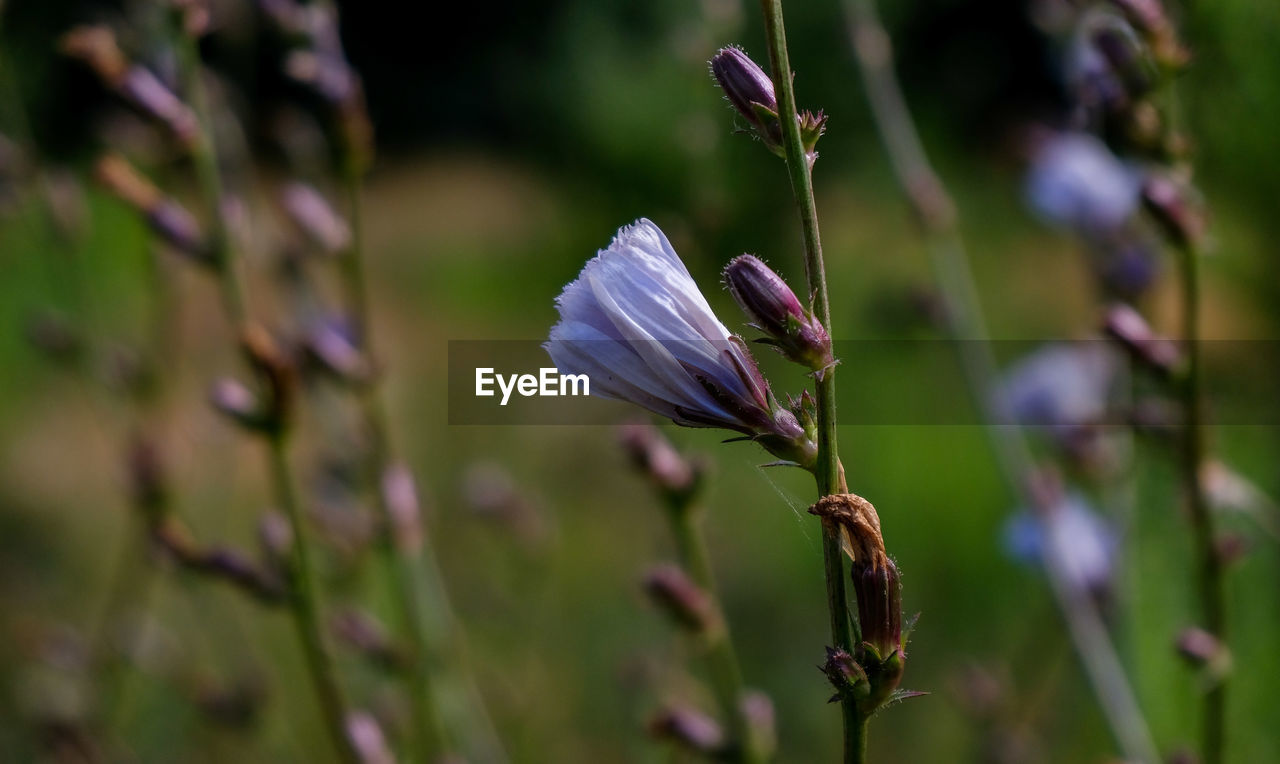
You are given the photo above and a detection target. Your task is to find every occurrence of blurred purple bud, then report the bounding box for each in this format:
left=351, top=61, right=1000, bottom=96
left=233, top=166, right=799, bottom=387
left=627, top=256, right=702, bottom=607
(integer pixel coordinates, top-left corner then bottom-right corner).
left=331, top=609, right=403, bottom=669
left=210, top=377, right=272, bottom=431
left=648, top=705, right=725, bottom=755
left=382, top=462, right=424, bottom=553
left=1176, top=626, right=1230, bottom=678
left=617, top=423, right=700, bottom=504
left=724, top=254, right=832, bottom=371
left=642, top=563, right=720, bottom=635
left=346, top=711, right=395, bottom=764
left=119, top=67, right=199, bottom=144
left=1104, top=303, right=1181, bottom=372
left=258, top=511, right=294, bottom=563
left=1142, top=173, right=1206, bottom=249
left=281, top=182, right=351, bottom=254
left=306, top=318, right=372, bottom=383
left=1024, top=131, right=1144, bottom=233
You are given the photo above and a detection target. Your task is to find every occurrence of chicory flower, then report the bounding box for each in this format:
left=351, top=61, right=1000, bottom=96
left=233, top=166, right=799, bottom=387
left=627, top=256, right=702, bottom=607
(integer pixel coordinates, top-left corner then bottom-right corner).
left=546, top=219, right=814, bottom=466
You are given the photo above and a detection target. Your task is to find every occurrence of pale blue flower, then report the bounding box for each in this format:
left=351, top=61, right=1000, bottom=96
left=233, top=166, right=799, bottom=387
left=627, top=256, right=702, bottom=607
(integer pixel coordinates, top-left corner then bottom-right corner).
left=546, top=219, right=810, bottom=457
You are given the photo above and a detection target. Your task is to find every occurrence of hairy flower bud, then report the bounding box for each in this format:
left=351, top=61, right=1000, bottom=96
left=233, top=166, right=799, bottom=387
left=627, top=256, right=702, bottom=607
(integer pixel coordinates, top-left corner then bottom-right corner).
left=723, top=255, right=832, bottom=371
left=710, top=47, right=781, bottom=153
left=710, top=47, right=827, bottom=162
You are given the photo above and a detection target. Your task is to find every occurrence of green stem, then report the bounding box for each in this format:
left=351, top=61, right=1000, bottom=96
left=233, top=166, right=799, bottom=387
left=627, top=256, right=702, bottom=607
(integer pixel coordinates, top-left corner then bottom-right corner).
left=840, top=1, right=1160, bottom=762
left=668, top=503, right=762, bottom=763
left=758, top=2, right=860, bottom=760
left=268, top=435, right=360, bottom=763
left=1177, top=241, right=1225, bottom=764
left=174, top=21, right=356, bottom=762
left=339, top=169, right=506, bottom=762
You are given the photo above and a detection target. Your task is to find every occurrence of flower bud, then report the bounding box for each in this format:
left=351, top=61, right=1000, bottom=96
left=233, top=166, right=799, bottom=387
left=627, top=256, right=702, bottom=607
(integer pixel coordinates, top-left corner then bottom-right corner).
left=710, top=47, right=781, bottom=154
left=617, top=423, right=701, bottom=507
left=1142, top=174, right=1206, bottom=249
left=648, top=705, right=725, bottom=755
left=724, top=255, right=832, bottom=371
left=642, top=563, right=720, bottom=635
left=95, top=154, right=210, bottom=261
left=382, top=462, right=424, bottom=554
left=1103, top=303, right=1181, bottom=373
left=281, top=182, right=351, bottom=255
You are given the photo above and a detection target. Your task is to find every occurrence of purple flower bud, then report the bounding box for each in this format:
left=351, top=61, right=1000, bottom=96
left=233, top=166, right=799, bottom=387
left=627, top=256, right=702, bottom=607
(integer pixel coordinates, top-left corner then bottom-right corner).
left=1103, top=303, right=1181, bottom=372
left=617, top=423, right=700, bottom=503
left=723, top=255, right=832, bottom=371
left=710, top=47, right=782, bottom=154
left=281, top=183, right=352, bottom=254
left=649, top=705, right=725, bottom=755
left=643, top=563, right=720, bottom=635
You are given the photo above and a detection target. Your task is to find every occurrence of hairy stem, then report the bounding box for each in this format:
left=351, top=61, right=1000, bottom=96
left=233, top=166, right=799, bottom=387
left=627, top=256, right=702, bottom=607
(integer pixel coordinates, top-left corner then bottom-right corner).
left=842, top=1, right=1159, bottom=762
left=758, top=2, right=860, bottom=760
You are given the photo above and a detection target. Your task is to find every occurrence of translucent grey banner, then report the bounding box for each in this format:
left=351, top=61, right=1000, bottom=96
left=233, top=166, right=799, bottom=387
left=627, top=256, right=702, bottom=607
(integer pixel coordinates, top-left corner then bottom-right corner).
left=448, top=340, right=1280, bottom=426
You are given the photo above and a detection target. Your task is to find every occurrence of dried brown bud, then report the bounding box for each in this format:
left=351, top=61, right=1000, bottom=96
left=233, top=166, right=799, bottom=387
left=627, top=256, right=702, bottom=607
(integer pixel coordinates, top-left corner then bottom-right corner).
left=239, top=324, right=297, bottom=428
left=642, top=563, right=719, bottom=635
left=808, top=493, right=888, bottom=570
left=59, top=26, right=128, bottom=84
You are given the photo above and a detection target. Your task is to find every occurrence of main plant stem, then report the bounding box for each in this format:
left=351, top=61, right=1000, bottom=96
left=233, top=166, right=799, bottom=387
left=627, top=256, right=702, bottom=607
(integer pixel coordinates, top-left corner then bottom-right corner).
left=668, top=500, right=763, bottom=762
left=842, top=1, right=1159, bottom=762
left=175, top=24, right=357, bottom=763
left=1177, top=241, right=1225, bottom=764
left=759, top=2, right=861, bottom=760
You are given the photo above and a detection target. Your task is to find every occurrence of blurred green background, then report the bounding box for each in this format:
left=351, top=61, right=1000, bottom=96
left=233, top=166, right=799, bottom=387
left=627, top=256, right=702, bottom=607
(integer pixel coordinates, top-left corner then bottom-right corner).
left=2, top=0, right=1279, bottom=761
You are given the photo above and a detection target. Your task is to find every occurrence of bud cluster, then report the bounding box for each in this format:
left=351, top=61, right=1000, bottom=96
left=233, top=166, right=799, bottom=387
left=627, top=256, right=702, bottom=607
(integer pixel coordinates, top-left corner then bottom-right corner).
left=810, top=494, right=916, bottom=714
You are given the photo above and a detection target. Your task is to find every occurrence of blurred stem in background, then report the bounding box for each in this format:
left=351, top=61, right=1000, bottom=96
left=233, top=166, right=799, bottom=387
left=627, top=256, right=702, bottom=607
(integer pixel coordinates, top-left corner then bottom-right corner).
left=171, top=10, right=359, bottom=762
left=333, top=136, right=508, bottom=764
left=621, top=425, right=767, bottom=762
left=758, top=1, right=863, bottom=759
left=841, top=0, right=1161, bottom=762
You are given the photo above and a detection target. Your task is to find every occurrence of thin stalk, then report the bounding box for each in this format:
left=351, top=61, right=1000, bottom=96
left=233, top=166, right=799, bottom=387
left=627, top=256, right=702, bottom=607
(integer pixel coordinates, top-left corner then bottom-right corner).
left=842, top=1, right=1159, bottom=762
left=758, top=2, right=860, bottom=760
left=668, top=502, right=762, bottom=763
left=173, top=23, right=357, bottom=763
left=267, top=434, right=359, bottom=763
left=339, top=172, right=506, bottom=762
left=1176, top=240, right=1225, bottom=764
